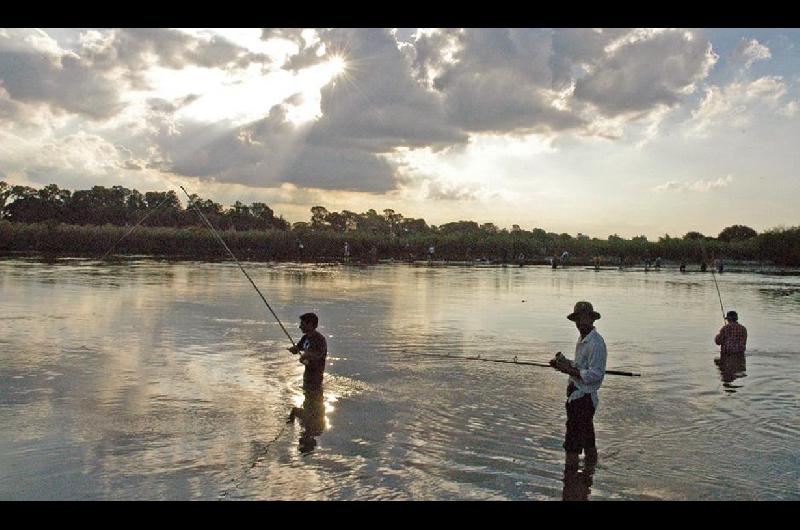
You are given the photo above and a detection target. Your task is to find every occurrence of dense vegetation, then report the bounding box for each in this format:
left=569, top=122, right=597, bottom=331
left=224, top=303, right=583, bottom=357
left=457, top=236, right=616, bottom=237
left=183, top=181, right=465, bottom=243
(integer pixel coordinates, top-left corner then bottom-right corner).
left=1, top=182, right=798, bottom=265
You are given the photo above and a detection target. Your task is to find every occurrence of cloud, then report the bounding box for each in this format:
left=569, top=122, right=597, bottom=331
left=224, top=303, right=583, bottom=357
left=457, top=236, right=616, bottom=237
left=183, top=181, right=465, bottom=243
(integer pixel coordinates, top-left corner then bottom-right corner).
left=146, top=29, right=470, bottom=192
left=151, top=105, right=399, bottom=193
left=403, top=29, right=717, bottom=136
left=146, top=94, right=201, bottom=114
left=733, top=38, right=771, bottom=70
left=653, top=175, right=733, bottom=192
left=0, top=29, right=270, bottom=121
left=6, top=28, right=726, bottom=195
left=0, top=30, right=125, bottom=120
left=0, top=28, right=754, bottom=200
left=81, top=28, right=270, bottom=75
left=573, top=29, right=717, bottom=117
left=689, top=76, right=793, bottom=137
left=425, top=179, right=481, bottom=201
left=423, top=29, right=587, bottom=134
left=0, top=128, right=143, bottom=187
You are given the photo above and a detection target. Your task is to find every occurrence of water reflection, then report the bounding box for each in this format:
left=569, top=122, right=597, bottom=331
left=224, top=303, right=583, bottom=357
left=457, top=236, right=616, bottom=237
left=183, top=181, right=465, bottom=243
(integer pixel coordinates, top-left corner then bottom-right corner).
left=715, top=354, right=747, bottom=393
left=562, top=463, right=595, bottom=501
left=288, top=385, right=327, bottom=454
left=3, top=259, right=800, bottom=500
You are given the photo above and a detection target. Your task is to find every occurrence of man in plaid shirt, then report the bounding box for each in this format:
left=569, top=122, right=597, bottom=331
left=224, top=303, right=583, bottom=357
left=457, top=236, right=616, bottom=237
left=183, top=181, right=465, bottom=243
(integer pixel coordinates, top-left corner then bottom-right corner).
left=715, top=310, right=747, bottom=356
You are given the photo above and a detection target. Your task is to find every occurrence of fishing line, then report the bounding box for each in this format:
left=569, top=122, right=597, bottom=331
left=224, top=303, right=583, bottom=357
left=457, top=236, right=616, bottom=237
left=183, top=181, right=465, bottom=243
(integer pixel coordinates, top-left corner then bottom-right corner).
left=400, top=350, right=641, bottom=377
left=218, top=421, right=292, bottom=500
left=99, top=193, right=175, bottom=260
left=180, top=185, right=296, bottom=347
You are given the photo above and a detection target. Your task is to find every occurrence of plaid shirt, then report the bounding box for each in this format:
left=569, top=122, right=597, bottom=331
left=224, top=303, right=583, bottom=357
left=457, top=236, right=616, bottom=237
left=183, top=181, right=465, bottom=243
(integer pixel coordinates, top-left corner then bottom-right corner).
left=715, top=322, right=747, bottom=355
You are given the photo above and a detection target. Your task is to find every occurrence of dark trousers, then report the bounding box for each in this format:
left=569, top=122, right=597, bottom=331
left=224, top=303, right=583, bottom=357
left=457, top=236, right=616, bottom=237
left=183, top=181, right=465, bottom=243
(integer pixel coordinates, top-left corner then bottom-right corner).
left=563, top=392, right=596, bottom=454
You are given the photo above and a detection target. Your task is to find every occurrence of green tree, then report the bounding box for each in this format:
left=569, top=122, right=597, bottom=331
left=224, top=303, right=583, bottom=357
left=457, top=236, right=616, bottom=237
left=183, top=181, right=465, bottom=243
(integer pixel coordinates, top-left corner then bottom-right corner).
left=718, top=224, right=757, bottom=242
left=0, top=181, right=9, bottom=219
left=683, top=231, right=707, bottom=240
left=310, top=206, right=330, bottom=230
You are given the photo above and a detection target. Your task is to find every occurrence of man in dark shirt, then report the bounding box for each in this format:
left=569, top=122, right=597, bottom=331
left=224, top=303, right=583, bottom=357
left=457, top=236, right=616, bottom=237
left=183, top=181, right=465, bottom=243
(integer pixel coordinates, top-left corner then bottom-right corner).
left=287, top=313, right=328, bottom=451
left=288, top=312, right=328, bottom=388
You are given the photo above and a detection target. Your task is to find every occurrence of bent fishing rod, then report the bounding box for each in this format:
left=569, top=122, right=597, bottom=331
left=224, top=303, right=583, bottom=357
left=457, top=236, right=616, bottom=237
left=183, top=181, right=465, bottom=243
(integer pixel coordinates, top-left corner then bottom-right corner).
left=180, top=185, right=296, bottom=348
left=401, top=350, right=641, bottom=377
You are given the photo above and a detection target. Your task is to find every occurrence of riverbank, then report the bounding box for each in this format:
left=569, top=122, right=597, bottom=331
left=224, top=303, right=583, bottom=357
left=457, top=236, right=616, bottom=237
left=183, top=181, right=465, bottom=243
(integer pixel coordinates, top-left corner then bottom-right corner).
left=2, top=220, right=799, bottom=267
left=3, top=251, right=799, bottom=277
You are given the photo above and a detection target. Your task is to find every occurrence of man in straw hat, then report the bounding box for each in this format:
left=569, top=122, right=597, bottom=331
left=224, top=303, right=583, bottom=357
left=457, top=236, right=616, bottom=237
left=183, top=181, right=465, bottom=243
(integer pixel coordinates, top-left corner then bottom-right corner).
left=550, top=301, right=608, bottom=468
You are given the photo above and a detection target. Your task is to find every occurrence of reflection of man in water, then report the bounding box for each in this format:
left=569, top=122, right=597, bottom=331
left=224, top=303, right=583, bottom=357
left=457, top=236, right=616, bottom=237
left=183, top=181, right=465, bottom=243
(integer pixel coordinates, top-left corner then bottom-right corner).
left=288, top=386, right=326, bottom=453
left=716, top=353, right=747, bottom=391
left=287, top=312, right=328, bottom=452
left=562, top=463, right=595, bottom=501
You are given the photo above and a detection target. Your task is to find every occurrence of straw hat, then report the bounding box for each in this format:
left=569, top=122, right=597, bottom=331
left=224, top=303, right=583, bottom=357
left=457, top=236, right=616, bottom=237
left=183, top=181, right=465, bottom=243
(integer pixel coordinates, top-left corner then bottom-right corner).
left=567, top=301, right=601, bottom=321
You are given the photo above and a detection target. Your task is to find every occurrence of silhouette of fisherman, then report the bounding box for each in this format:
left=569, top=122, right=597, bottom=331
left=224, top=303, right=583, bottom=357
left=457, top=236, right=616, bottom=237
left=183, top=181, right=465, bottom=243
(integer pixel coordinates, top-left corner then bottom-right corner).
left=715, top=310, right=747, bottom=358
left=287, top=312, right=328, bottom=452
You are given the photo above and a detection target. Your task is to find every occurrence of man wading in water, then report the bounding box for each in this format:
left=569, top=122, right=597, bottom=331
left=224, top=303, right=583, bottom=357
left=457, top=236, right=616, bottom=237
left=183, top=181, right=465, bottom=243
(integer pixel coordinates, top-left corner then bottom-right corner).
left=550, top=301, right=607, bottom=468
left=287, top=313, right=328, bottom=452
left=715, top=310, right=747, bottom=358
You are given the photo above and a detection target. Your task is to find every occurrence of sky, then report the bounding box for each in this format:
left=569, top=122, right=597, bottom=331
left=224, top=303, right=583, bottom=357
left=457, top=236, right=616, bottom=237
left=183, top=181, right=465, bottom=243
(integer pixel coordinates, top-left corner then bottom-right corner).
left=1, top=28, right=798, bottom=238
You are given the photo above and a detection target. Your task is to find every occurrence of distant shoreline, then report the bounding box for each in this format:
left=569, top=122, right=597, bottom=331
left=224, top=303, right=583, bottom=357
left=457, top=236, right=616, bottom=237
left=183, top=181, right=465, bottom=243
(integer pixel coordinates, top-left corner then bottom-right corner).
left=3, top=251, right=799, bottom=277
left=2, top=220, right=799, bottom=267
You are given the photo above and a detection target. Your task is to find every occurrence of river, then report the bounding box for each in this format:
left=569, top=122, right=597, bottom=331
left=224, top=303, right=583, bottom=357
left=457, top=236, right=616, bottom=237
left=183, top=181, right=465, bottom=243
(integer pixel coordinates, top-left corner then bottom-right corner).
left=1, top=257, right=798, bottom=500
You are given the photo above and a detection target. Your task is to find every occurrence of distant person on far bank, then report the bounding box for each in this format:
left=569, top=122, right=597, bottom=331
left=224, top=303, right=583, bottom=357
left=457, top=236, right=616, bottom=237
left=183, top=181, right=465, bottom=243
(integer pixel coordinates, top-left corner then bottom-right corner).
left=550, top=301, right=607, bottom=469
left=715, top=310, right=747, bottom=357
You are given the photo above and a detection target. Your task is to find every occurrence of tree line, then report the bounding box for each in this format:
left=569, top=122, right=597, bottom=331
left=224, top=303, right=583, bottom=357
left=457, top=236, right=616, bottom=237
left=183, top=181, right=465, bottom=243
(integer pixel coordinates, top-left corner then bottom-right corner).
left=1, top=181, right=798, bottom=265
left=0, top=182, right=289, bottom=231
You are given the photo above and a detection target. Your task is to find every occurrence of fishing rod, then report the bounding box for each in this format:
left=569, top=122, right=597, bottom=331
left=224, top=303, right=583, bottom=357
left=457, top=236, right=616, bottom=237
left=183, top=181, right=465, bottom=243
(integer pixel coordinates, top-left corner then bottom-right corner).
left=99, top=193, right=175, bottom=260
left=710, top=267, right=725, bottom=323
left=699, top=240, right=726, bottom=322
left=180, top=185, right=296, bottom=348
left=401, top=350, right=641, bottom=377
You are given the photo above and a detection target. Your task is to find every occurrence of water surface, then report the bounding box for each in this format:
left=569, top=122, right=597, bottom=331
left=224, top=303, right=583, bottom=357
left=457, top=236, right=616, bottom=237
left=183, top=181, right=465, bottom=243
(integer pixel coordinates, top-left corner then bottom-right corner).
left=1, top=258, right=798, bottom=500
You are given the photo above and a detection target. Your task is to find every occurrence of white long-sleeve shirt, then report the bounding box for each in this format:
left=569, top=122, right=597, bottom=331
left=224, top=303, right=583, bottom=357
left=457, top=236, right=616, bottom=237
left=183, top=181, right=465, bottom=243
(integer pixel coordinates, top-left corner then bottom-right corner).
left=567, top=328, right=607, bottom=410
